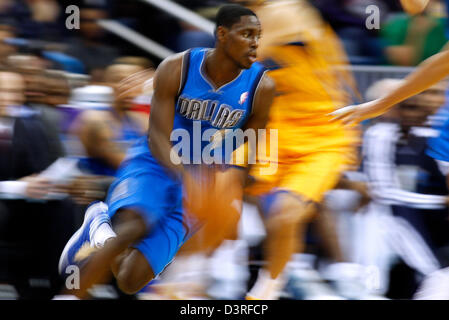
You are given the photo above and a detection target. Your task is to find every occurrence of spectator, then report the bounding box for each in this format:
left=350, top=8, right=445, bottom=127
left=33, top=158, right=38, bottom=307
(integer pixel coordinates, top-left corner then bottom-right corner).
left=312, top=0, right=386, bottom=64
left=113, top=56, right=154, bottom=70
left=63, top=65, right=152, bottom=205
left=174, top=22, right=215, bottom=52
left=0, top=70, right=77, bottom=299
left=381, top=1, right=448, bottom=66
left=359, top=79, right=449, bottom=298
left=65, top=7, right=120, bottom=81
left=72, top=67, right=149, bottom=175
left=0, top=0, right=64, bottom=41
left=0, top=25, right=17, bottom=67
left=6, top=54, right=66, bottom=159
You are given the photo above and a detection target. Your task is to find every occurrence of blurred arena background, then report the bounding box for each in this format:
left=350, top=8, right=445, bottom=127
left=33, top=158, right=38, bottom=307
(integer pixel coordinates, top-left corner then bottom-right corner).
left=1, top=0, right=449, bottom=300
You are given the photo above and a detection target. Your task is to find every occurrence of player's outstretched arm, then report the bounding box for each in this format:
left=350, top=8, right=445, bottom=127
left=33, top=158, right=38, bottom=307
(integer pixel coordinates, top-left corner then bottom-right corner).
left=400, top=0, right=430, bottom=15
left=331, top=49, right=449, bottom=124
left=148, top=52, right=185, bottom=179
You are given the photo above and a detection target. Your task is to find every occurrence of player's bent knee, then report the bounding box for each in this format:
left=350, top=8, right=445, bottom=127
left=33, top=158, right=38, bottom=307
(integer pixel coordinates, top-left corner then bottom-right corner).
left=113, top=209, right=148, bottom=244
left=268, top=197, right=316, bottom=228
left=116, top=272, right=151, bottom=295
left=115, top=249, right=155, bottom=295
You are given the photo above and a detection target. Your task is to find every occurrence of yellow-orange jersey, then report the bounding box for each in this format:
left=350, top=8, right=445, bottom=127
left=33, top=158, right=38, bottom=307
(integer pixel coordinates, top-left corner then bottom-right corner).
left=259, top=23, right=360, bottom=154
left=243, top=1, right=361, bottom=202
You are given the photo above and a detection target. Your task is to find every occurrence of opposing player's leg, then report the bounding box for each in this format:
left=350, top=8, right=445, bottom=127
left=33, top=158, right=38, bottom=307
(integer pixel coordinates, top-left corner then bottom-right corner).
left=314, top=203, right=345, bottom=263
left=264, top=194, right=316, bottom=279
left=246, top=151, right=348, bottom=299
left=246, top=191, right=316, bottom=300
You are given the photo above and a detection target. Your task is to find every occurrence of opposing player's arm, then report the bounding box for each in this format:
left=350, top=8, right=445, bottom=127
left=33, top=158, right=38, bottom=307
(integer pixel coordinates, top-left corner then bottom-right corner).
left=148, top=52, right=185, bottom=178
left=400, top=0, right=430, bottom=15
left=332, top=49, right=449, bottom=124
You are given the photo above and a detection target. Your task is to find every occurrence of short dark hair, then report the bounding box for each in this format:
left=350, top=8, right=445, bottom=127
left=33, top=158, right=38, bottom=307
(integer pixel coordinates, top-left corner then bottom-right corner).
left=215, top=4, right=257, bottom=30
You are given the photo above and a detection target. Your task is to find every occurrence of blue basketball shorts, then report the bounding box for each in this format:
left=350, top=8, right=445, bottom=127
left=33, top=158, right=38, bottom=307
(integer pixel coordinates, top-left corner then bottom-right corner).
left=105, top=152, right=197, bottom=276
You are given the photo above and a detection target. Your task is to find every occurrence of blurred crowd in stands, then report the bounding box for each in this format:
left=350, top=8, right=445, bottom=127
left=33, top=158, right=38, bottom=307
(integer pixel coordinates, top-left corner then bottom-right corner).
left=0, top=0, right=448, bottom=71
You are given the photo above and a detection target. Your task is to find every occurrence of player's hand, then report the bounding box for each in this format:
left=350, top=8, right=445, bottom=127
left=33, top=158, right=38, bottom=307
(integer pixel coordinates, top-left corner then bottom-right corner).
left=329, top=100, right=389, bottom=125
left=64, top=175, right=106, bottom=205
left=182, top=167, right=242, bottom=251
left=19, top=175, right=52, bottom=199
left=182, top=170, right=208, bottom=222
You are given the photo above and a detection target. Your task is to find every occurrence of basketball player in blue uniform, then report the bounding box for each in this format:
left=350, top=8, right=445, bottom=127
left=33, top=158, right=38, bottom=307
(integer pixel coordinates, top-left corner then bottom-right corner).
left=58, top=4, right=275, bottom=298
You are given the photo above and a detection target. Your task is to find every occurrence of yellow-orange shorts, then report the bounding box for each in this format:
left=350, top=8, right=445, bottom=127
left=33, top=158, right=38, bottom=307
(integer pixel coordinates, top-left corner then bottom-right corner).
left=246, top=149, right=351, bottom=203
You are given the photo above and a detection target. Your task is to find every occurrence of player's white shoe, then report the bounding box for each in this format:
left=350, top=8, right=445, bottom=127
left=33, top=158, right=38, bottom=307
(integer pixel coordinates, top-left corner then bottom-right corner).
left=58, top=201, right=109, bottom=275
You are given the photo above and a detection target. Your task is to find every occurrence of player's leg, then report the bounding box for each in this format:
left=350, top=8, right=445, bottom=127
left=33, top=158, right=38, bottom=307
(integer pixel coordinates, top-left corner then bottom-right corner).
left=273, top=151, right=349, bottom=271
left=111, top=248, right=155, bottom=294
left=263, top=192, right=316, bottom=279
left=59, top=153, right=184, bottom=298
left=107, top=209, right=155, bottom=294
left=60, top=204, right=186, bottom=298
left=66, top=208, right=150, bottom=298
left=314, top=203, right=345, bottom=263
left=247, top=151, right=347, bottom=299
left=147, top=166, right=246, bottom=299
left=244, top=157, right=287, bottom=300
left=246, top=191, right=316, bottom=300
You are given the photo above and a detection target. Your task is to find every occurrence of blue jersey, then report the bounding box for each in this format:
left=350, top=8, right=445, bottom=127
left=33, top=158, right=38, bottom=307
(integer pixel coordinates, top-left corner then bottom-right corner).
left=427, top=119, right=449, bottom=162
left=172, top=47, right=266, bottom=164
left=127, top=48, right=266, bottom=165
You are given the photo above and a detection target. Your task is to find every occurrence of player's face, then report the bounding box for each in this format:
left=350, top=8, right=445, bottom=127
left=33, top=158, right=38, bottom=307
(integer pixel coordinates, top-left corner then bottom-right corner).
left=223, top=15, right=261, bottom=69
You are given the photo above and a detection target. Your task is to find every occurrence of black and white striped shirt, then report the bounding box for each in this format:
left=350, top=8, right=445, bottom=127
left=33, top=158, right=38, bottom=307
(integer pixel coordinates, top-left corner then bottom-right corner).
left=363, top=122, right=447, bottom=210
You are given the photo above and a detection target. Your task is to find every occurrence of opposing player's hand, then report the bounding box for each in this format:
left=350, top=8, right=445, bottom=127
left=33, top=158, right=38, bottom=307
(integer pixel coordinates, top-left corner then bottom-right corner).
left=329, top=100, right=389, bottom=125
